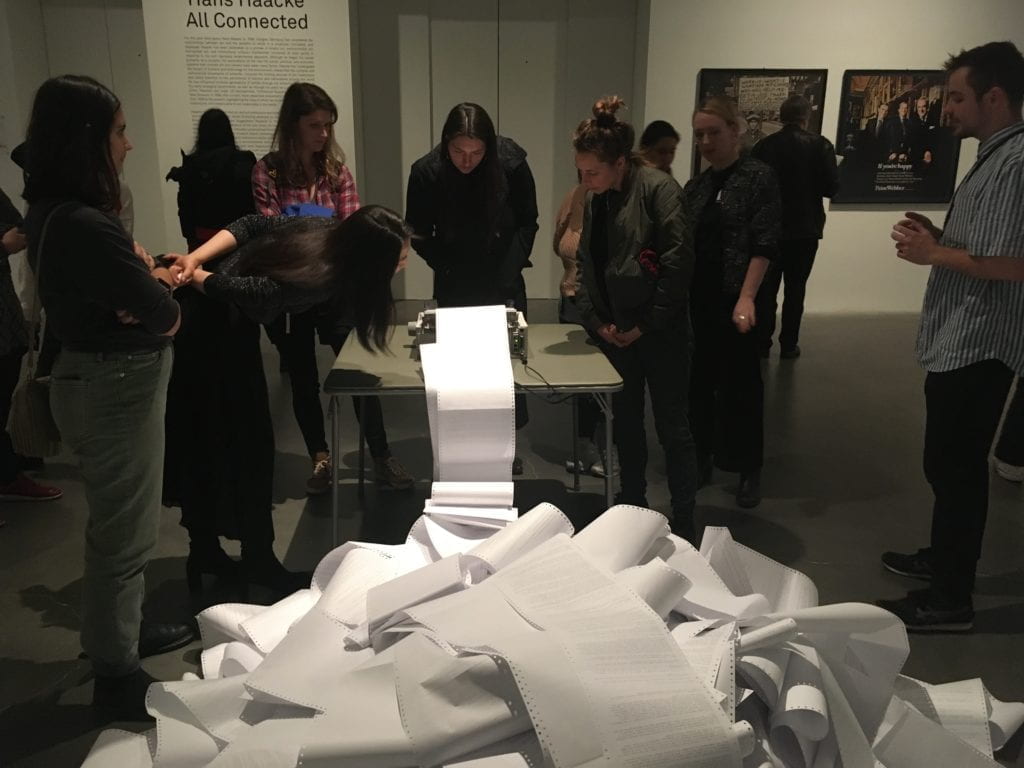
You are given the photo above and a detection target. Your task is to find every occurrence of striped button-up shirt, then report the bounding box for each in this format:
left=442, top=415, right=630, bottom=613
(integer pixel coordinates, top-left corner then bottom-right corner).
left=917, top=122, right=1024, bottom=374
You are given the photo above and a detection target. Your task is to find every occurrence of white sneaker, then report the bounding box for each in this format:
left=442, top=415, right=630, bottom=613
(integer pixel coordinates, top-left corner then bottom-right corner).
left=590, top=449, right=619, bottom=478
left=994, top=458, right=1024, bottom=482
left=565, top=439, right=601, bottom=475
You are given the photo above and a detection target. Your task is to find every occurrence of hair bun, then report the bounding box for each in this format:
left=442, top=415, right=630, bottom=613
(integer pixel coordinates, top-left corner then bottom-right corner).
left=593, top=95, right=625, bottom=127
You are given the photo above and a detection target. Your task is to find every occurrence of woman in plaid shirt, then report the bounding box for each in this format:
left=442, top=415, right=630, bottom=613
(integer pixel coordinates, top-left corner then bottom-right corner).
left=252, top=82, right=412, bottom=496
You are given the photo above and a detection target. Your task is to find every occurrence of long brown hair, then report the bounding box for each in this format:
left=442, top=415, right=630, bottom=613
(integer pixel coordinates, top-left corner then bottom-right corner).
left=238, top=206, right=410, bottom=350
left=271, top=82, right=347, bottom=188
left=23, top=75, right=122, bottom=210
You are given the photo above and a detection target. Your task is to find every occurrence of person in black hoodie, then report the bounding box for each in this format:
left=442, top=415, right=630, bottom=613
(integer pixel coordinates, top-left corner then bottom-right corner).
left=405, top=103, right=538, bottom=472
left=163, top=109, right=257, bottom=517
left=166, top=109, right=256, bottom=251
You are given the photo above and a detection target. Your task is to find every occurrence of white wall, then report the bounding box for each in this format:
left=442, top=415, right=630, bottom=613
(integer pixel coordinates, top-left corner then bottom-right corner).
left=643, top=0, right=1024, bottom=314
left=0, top=0, right=48, bottom=205
left=1, top=0, right=168, bottom=251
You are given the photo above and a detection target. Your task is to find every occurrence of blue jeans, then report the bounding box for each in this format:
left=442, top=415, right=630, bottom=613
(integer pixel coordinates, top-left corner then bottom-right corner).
left=51, top=346, right=173, bottom=676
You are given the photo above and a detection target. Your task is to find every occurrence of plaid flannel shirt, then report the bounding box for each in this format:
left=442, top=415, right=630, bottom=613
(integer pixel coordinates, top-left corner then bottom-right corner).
left=251, top=156, right=360, bottom=220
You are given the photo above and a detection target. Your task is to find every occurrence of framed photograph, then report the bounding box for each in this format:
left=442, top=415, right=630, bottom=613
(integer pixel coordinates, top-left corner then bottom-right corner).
left=833, top=70, right=960, bottom=203
left=692, top=68, right=828, bottom=176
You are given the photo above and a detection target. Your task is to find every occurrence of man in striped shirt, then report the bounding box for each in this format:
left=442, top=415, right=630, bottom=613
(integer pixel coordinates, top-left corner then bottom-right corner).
left=878, top=41, right=1024, bottom=632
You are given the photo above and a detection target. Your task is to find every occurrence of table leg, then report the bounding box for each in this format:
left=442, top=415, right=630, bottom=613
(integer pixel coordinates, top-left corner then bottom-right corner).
left=571, top=396, right=580, bottom=492
left=330, top=395, right=340, bottom=547
left=594, top=393, right=614, bottom=508
left=357, top=395, right=365, bottom=498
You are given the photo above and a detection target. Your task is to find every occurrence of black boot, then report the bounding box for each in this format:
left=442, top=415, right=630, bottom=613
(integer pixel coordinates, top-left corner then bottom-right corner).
left=186, top=540, right=246, bottom=597
left=92, top=668, right=158, bottom=721
left=736, top=470, right=762, bottom=509
left=138, top=621, right=196, bottom=658
left=242, top=547, right=311, bottom=595
left=670, top=508, right=696, bottom=544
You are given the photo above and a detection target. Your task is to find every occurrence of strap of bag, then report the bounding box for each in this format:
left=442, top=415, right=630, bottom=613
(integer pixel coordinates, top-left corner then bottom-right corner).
left=25, top=202, right=72, bottom=379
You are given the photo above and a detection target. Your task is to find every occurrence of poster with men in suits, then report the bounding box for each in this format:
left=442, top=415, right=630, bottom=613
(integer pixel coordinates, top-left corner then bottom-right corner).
left=834, top=70, right=960, bottom=203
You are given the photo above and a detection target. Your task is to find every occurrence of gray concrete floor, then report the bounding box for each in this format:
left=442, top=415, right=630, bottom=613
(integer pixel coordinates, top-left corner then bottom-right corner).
left=1, top=312, right=1022, bottom=767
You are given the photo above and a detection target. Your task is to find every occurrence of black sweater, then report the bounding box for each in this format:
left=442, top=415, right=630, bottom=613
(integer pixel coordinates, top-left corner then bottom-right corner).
left=203, top=214, right=336, bottom=325
left=25, top=200, right=178, bottom=352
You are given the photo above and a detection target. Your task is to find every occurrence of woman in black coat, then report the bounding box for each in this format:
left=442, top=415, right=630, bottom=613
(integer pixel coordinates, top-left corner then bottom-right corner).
left=167, top=206, right=411, bottom=595
left=405, top=102, right=539, bottom=311
left=682, top=97, right=781, bottom=509
left=405, top=103, right=538, bottom=468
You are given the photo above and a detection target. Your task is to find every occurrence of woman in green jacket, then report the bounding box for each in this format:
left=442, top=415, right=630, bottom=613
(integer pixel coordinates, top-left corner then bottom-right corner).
left=573, top=96, right=697, bottom=542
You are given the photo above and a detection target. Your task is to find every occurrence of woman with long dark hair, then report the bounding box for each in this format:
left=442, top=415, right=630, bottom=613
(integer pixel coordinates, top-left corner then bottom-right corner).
left=22, top=75, right=183, bottom=719
left=166, top=108, right=256, bottom=251
left=167, top=206, right=410, bottom=594
left=682, top=96, right=780, bottom=509
left=405, top=102, right=538, bottom=472
left=252, top=82, right=412, bottom=496
left=572, top=96, right=696, bottom=541
left=406, top=102, right=538, bottom=310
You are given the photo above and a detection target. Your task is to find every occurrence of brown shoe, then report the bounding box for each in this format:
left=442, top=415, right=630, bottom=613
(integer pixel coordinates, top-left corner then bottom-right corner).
left=374, top=456, right=413, bottom=490
left=306, top=452, right=331, bottom=495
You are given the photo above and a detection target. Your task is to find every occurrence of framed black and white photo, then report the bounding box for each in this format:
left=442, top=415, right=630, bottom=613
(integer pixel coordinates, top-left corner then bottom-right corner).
left=692, top=68, right=828, bottom=176
left=833, top=69, right=960, bottom=203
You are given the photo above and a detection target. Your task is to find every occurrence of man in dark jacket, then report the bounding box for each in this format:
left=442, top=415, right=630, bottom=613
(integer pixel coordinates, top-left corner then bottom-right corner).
left=753, top=95, right=839, bottom=358
left=405, top=108, right=539, bottom=470
left=406, top=134, right=538, bottom=311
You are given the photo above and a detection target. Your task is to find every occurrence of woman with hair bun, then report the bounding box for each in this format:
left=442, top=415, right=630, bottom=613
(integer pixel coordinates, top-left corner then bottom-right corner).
left=683, top=96, right=781, bottom=509
left=572, top=95, right=697, bottom=541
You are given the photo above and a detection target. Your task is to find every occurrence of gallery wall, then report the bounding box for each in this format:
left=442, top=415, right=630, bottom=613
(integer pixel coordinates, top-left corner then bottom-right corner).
left=643, top=0, right=1024, bottom=313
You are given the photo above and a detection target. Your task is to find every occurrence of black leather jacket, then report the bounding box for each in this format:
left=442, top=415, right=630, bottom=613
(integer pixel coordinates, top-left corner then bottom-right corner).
left=576, top=163, right=693, bottom=334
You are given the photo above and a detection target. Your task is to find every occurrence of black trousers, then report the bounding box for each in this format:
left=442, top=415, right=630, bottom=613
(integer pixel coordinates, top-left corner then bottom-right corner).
left=0, top=348, right=25, bottom=483
left=690, top=296, right=764, bottom=473
left=756, top=238, right=819, bottom=351
left=924, top=359, right=1014, bottom=605
left=267, top=311, right=390, bottom=459
left=599, top=328, right=697, bottom=524
left=994, top=378, right=1024, bottom=466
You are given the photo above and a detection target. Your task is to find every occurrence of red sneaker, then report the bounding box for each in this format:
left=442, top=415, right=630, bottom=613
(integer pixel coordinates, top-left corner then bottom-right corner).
left=0, top=473, right=63, bottom=502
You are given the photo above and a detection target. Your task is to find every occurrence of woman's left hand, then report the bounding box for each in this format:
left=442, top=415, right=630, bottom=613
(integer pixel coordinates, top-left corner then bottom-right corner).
left=732, top=296, right=756, bottom=334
